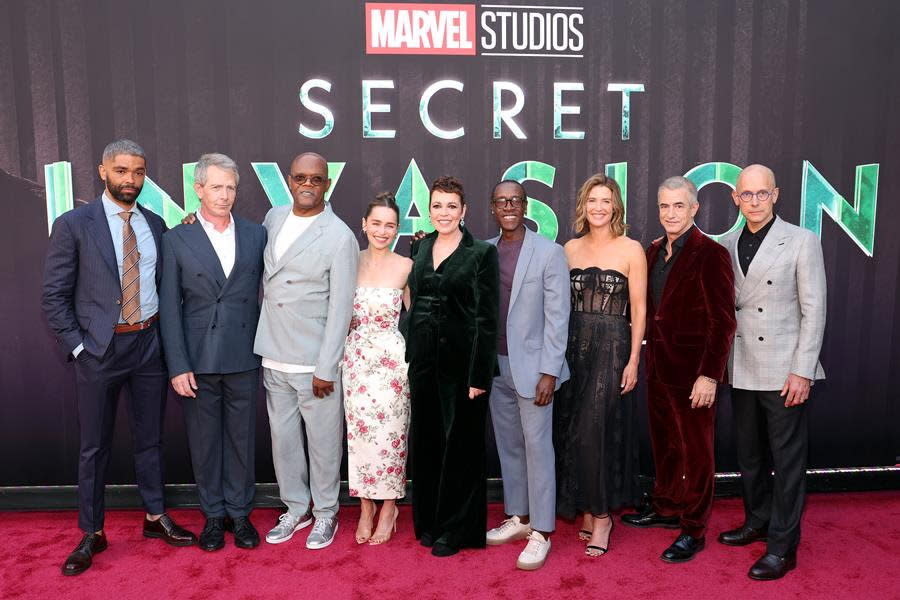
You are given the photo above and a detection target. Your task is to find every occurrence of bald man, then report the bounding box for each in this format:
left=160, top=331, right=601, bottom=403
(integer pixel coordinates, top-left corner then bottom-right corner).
left=255, top=153, right=359, bottom=549
left=717, top=165, right=826, bottom=580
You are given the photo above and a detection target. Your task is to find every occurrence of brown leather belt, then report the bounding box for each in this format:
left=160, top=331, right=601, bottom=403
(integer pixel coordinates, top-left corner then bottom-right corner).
left=114, top=313, right=159, bottom=334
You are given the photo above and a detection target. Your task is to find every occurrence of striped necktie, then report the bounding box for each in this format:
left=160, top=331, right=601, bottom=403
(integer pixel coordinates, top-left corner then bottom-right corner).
left=119, top=211, right=141, bottom=324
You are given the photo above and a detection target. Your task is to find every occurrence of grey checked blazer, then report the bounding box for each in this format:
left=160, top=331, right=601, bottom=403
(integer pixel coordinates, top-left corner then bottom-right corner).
left=720, top=216, right=826, bottom=390
left=487, top=228, right=571, bottom=397
left=253, top=203, right=359, bottom=382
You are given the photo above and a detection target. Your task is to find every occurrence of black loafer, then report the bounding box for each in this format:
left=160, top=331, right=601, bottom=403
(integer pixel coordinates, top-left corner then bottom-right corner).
left=661, top=534, right=705, bottom=563
left=62, top=532, right=108, bottom=576
left=621, top=509, right=680, bottom=529
left=143, top=513, right=197, bottom=547
left=199, top=517, right=226, bottom=552
left=227, top=516, right=260, bottom=549
left=718, top=525, right=768, bottom=546
left=749, top=551, right=797, bottom=580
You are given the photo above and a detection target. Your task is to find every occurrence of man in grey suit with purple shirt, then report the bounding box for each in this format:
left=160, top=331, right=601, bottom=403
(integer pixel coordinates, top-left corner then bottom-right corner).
left=483, top=180, right=571, bottom=571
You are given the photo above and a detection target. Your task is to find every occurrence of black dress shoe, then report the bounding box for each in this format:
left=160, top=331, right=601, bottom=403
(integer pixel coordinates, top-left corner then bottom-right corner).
left=199, top=517, right=226, bottom=552
left=227, top=516, right=260, bottom=549
left=749, top=551, right=797, bottom=580
left=660, top=534, right=705, bottom=563
left=431, top=541, right=459, bottom=557
left=621, top=508, right=680, bottom=529
left=718, top=525, right=768, bottom=546
left=419, top=532, right=434, bottom=548
left=143, top=513, right=197, bottom=546
left=62, top=532, right=108, bottom=576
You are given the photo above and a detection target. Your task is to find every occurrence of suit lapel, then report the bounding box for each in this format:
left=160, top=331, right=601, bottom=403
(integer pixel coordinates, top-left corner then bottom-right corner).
left=87, top=198, right=120, bottom=278
left=508, top=229, right=534, bottom=311
left=646, top=241, right=662, bottom=312
left=220, top=216, right=247, bottom=296
left=659, top=227, right=703, bottom=309
left=181, top=221, right=227, bottom=288
left=726, top=231, right=745, bottom=292
left=269, top=206, right=329, bottom=276
left=739, top=216, right=788, bottom=301
left=436, top=228, right=474, bottom=280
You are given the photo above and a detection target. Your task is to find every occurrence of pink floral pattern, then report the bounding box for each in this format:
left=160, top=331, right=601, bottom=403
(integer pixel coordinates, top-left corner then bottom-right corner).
left=342, top=287, right=410, bottom=499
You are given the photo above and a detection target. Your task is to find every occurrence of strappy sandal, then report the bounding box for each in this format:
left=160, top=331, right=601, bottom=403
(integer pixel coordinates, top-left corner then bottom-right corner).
left=585, top=516, right=614, bottom=557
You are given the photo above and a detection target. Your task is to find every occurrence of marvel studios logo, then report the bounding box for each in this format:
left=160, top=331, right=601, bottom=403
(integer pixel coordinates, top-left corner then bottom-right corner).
left=365, top=3, right=584, bottom=58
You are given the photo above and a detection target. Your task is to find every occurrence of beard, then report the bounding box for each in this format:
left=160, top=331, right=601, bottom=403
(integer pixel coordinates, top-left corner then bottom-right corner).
left=107, top=181, right=141, bottom=204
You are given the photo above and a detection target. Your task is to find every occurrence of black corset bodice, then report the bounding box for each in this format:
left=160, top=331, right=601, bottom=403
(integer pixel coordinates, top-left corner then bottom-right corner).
left=569, top=267, right=629, bottom=317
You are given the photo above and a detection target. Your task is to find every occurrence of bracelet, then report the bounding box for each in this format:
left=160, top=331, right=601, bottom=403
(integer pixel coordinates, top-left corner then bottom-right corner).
left=699, top=375, right=717, bottom=385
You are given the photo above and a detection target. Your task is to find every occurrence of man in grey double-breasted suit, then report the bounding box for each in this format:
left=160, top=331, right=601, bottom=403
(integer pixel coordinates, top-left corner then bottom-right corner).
left=483, top=180, right=570, bottom=571
left=718, top=164, right=826, bottom=581
left=254, top=153, right=359, bottom=549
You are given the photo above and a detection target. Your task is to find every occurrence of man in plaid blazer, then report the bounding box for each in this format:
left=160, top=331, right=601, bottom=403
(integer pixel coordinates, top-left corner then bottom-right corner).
left=717, top=164, right=826, bottom=581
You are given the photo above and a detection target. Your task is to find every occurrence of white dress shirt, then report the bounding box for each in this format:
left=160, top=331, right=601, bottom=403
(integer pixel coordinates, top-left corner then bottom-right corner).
left=196, top=209, right=236, bottom=277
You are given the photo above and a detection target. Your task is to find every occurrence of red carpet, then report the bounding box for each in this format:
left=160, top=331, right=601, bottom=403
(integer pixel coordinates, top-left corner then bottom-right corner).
left=1, top=492, right=898, bottom=599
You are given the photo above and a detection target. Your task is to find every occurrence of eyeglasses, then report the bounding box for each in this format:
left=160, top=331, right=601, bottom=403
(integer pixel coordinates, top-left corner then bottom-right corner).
left=491, top=196, right=525, bottom=209
left=737, top=189, right=775, bottom=203
left=290, top=174, right=327, bottom=186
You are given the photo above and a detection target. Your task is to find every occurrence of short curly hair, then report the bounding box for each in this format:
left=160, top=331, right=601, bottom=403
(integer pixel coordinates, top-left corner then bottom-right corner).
left=430, top=175, right=465, bottom=205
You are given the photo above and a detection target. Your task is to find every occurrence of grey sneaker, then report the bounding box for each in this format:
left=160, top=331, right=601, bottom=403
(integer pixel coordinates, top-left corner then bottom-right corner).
left=305, top=517, right=339, bottom=549
left=266, top=510, right=313, bottom=544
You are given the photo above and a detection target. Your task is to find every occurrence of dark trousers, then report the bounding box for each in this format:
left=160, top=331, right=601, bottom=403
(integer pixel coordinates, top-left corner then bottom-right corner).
left=409, top=360, right=488, bottom=550
left=182, top=370, right=258, bottom=518
left=647, top=379, right=716, bottom=538
left=731, top=388, right=808, bottom=556
left=73, top=326, right=168, bottom=532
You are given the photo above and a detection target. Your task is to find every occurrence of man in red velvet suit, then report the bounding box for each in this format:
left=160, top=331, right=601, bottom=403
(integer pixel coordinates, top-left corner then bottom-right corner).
left=622, top=176, right=736, bottom=563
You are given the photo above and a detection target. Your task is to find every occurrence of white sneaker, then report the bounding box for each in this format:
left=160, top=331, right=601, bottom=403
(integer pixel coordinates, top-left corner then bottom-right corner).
left=516, top=531, right=551, bottom=570
left=486, top=515, right=531, bottom=545
left=265, top=510, right=313, bottom=544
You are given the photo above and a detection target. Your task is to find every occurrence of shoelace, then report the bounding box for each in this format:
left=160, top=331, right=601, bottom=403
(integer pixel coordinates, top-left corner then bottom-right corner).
left=233, top=519, right=252, bottom=535
left=521, top=533, right=546, bottom=556
left=277, top=513, right=297, bottom=526
left=310, top=519, right=330, bottom=536
left=496, top=518, right=520, bottom=534
left=76, top=535, right=97, bottom=553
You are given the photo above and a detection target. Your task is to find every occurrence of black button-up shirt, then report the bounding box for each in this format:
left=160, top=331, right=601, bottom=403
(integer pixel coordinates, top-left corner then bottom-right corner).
left=650, top=225, right=694, bottom=307
left=737, top=217, right=775, bottom=275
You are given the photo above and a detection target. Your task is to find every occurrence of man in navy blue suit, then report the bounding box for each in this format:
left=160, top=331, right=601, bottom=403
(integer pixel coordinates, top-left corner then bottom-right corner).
left=159, top=153, right=266, bottom=552
left=42, top=139, right=196, bottom=576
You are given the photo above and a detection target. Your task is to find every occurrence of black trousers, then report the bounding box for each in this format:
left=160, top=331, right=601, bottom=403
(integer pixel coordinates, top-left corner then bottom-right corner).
left=181, top=370, right=258, bottom=518
left=73, top=325, right=168, bottom=532
left=731, top=388, right=809, bottom=555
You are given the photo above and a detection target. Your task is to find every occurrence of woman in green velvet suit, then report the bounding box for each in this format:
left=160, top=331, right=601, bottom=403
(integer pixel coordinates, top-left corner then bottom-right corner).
left=405, top=176, right=500, bottom=557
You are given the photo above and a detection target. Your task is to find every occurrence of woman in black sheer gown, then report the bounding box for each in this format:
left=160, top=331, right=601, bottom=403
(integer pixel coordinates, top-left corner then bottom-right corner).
left=554, top=174, right=648, bottom=557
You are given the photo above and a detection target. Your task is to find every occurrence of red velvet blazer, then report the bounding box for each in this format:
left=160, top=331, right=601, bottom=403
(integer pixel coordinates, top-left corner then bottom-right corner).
left=645, top=227, right=737, bottom=389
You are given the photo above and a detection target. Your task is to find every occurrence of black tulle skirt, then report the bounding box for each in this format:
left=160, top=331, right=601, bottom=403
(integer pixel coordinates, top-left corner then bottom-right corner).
left=553, top=311, right=640, bottom=519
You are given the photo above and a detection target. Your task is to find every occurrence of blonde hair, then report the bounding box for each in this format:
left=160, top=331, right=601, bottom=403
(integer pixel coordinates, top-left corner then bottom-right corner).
left=573, top=174, right=626, bottom=237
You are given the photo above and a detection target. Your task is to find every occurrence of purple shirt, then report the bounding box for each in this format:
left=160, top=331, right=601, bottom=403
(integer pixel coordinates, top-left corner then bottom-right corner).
left=496, top=237, right=524, bottom=356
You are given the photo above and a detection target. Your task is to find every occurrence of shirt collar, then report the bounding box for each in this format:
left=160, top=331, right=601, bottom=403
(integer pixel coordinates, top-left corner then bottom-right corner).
left=670, top=224, right=695, bottom=251
left=741, top=215, right=776, bottom=240
left=102, top=192, right=139, bottom=218
left=196, top=208, right=234, bottom=233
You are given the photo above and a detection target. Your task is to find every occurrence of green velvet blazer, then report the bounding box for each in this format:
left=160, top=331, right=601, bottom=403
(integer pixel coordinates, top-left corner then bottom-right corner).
left=404, top=226, right=500, bottom=391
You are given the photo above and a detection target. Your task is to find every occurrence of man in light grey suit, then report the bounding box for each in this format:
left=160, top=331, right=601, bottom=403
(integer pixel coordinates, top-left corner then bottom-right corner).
left=255, top=152, right=359, bottom=549
left=483, top=180, right=571, bottom=571
left=718, top=164, right=826, bottom=581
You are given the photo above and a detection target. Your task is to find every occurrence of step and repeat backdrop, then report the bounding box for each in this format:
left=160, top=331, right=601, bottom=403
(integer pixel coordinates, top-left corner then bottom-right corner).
left=1, top=0, right=898, bottom=488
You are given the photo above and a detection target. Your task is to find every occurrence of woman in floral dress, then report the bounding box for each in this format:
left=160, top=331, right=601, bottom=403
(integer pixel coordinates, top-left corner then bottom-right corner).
left=342, top=192, right=412, bottom=545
